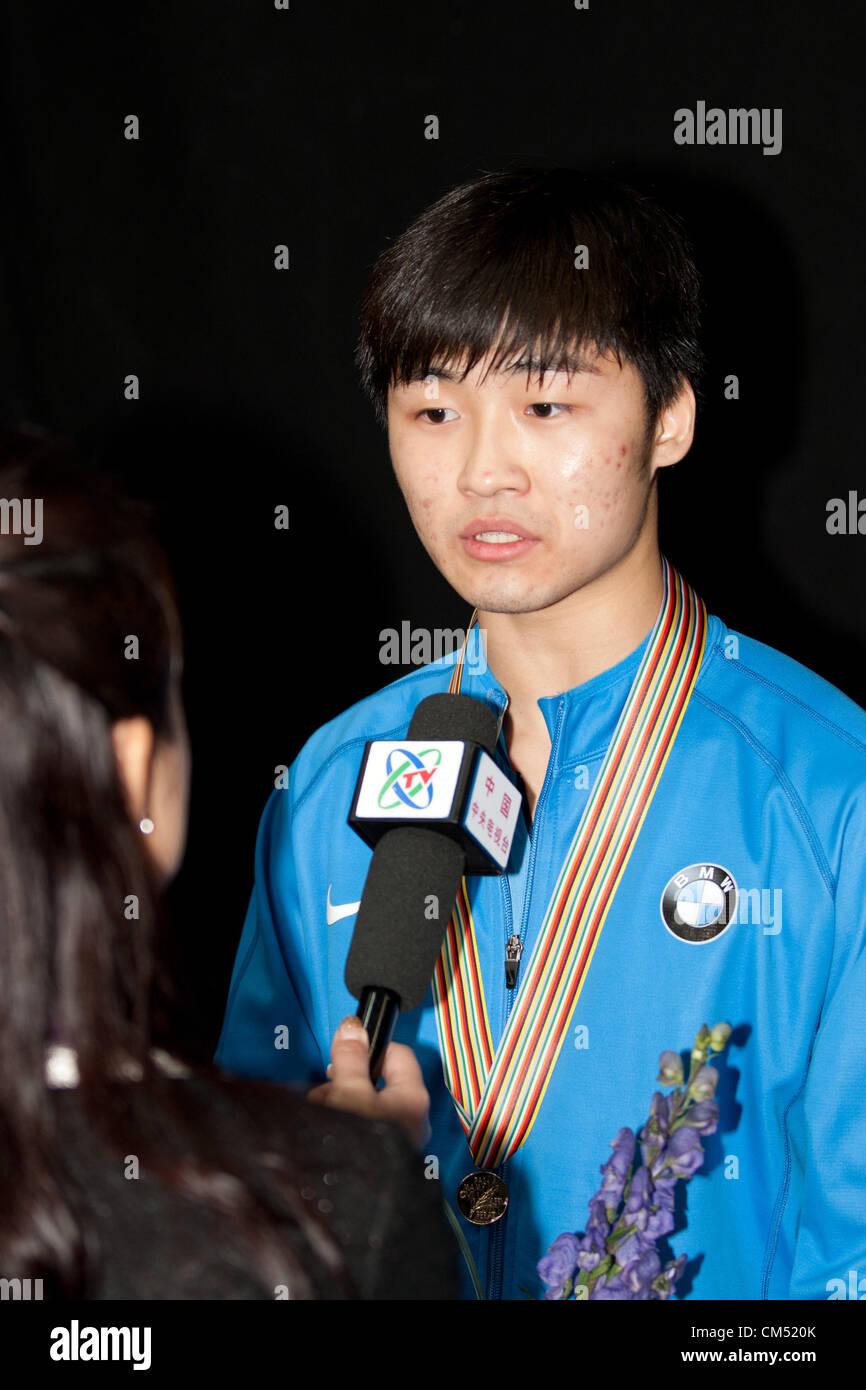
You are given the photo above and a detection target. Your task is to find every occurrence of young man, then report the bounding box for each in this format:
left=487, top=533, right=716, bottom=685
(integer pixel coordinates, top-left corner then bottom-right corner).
left=216, top=168, right=866, bottom=1301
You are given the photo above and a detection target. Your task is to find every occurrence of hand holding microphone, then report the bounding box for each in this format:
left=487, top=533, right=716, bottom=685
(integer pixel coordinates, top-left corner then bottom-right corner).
left=306, top=1016, right=431, bottom=1148
left=307, top=692, right=521, bottom=1145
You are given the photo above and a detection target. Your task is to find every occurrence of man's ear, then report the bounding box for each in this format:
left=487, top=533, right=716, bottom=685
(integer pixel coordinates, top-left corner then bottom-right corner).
left=111, top=716, right=155, bottom=822
left=649, top=380, right=696, bottom=474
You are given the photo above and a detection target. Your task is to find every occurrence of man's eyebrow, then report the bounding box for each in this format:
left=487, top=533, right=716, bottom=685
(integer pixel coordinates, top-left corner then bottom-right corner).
left=502, top=354, right=601, bottom=378
left=404, top=366, right=461, bottom=384
left=404, top=353, right=601, bottom=386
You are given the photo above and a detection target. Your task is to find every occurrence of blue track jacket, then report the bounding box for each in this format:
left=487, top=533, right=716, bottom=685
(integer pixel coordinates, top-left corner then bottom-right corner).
left=215, top=603, right=866, bottom=1301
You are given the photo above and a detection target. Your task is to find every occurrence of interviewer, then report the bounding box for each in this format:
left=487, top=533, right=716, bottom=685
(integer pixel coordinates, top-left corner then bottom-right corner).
left=0, top=428, right=456, bottom=1300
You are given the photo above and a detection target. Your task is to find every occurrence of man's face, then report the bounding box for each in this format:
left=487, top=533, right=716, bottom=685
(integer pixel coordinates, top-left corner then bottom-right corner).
left=387, top=345, right=674, bottom=615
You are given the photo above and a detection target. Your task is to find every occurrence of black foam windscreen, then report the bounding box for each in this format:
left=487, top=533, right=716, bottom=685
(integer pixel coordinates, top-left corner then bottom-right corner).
left=407, top=691, right=499, bottom=753
left=344, top=826, right=466, bottom=1010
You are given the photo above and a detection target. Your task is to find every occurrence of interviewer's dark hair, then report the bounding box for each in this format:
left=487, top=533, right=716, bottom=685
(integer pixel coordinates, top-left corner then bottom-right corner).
left=356, top=166, right=704, bottom=432
left=0, top=428, right=352, bottom=1298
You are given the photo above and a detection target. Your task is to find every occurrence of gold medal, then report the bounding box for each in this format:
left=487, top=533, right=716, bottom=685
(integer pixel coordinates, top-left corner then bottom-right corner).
left=456, top=1171, right=509, bottom=1225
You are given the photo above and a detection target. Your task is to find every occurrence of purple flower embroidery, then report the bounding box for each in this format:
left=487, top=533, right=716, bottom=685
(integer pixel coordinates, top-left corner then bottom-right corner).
left=537, top=1022, right=732, bottom=1302
left=599, top=1127, right=635, bottom=1215
left=538, top=1232, right=581, bottom=1299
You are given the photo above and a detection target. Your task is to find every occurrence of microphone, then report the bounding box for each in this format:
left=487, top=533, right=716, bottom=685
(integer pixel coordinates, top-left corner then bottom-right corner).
left=344, top=693, right=522, bottom=1080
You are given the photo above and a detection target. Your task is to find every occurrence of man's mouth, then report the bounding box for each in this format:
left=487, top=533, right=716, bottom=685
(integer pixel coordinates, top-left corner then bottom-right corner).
left=459, top=519, right=540, bottom=561
left=460, top=518, right=539, bottom=541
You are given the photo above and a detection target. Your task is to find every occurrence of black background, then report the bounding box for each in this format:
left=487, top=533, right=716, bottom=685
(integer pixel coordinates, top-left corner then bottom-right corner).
left=0, top=1, right=862, bottom=1053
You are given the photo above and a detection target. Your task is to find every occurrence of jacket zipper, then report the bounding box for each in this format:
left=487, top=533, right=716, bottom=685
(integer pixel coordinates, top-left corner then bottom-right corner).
left=486, top=698, right=566, bottom=1300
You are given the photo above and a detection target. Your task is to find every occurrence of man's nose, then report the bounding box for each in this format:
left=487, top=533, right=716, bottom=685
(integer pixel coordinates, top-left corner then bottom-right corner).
left=457, top=415, right=529, bottom=494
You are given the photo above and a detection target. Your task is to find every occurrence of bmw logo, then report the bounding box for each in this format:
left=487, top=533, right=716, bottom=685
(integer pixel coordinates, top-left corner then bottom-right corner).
left=660, top=863, right=738, bottom=944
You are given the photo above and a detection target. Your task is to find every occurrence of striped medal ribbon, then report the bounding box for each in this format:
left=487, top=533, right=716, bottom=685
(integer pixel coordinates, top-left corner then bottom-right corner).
left=432, top=557, right=707, bottom=1170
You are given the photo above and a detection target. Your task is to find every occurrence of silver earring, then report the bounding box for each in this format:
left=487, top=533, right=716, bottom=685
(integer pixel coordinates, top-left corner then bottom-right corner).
left=139, top=817, right=155, bottom=835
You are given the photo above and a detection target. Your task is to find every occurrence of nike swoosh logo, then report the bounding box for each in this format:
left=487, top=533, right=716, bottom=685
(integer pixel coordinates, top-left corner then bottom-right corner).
left=326, top=884, right=361, bottom=925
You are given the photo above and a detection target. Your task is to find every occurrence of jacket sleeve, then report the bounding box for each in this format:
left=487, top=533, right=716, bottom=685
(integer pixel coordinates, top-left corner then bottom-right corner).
left=787, top=795, right=866, bottom=1300
left=214, top=782, right=326, bottom=1085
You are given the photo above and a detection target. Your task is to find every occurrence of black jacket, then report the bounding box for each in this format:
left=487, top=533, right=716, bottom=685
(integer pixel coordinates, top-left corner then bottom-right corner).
left=47, top=1070, right=461, bottom=1300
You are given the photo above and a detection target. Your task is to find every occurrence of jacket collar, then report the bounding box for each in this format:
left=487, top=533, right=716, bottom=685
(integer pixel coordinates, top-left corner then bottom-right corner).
left=456, top=612, right=722, bottom=767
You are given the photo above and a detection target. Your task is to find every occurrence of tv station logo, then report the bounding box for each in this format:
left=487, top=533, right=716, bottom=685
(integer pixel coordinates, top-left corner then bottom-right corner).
left=350, top=738, right=523, bottom=875
left=355, top=741, right=465, bottom=821
left=376, top=746, right=444, bottom=811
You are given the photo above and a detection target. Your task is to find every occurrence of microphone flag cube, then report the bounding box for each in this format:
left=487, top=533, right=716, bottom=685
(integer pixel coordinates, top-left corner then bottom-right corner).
left=348, top=737, right=522, bottom=874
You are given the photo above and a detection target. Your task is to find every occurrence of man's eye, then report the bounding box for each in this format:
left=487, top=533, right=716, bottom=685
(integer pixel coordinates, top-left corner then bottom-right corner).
left=417, top=407, right=458, bottom=424
left=527, top=402, right=570, bottom=418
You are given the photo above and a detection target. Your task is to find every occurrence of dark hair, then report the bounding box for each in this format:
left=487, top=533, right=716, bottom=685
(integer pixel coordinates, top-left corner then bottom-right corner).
left=0, top=427, right=353, bottom=1298
left=356, top=166, right=704, bottom=435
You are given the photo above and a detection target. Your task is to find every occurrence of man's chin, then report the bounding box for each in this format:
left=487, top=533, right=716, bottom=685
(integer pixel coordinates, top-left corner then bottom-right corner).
left=435, top=549, right=595, bottom=615
left=473, top=598, right=562, bottom=616
left=450, top=580, right=581, bottom=617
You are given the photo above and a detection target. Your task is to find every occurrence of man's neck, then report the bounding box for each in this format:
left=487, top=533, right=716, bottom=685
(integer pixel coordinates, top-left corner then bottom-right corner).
left=479, top=541, right=665, bottom=717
